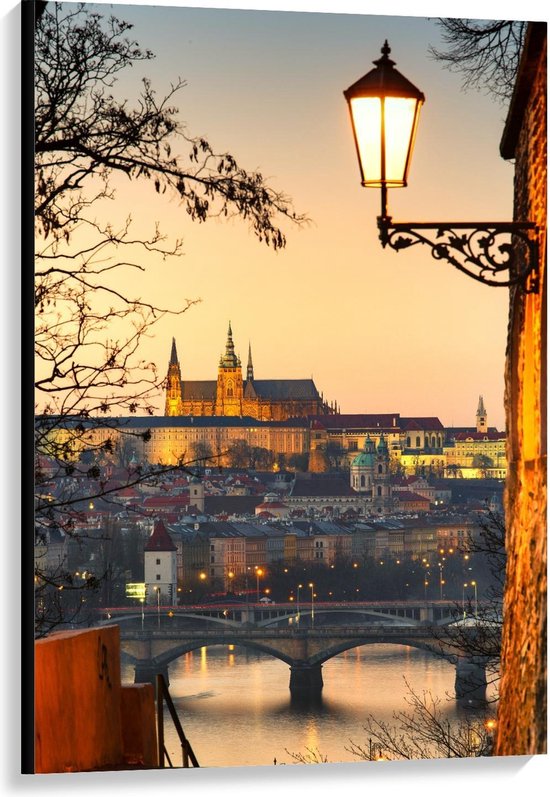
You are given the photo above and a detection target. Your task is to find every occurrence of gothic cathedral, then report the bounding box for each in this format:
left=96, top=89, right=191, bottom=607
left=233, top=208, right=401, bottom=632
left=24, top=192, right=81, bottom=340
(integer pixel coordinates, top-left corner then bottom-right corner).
left=165, top=323, right=337, bottom=421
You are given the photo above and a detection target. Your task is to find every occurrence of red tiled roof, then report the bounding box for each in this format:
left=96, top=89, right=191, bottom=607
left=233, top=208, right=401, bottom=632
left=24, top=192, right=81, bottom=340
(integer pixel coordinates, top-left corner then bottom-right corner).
left=454, top=431, right=505, bottom=441
left=401, top=417, right=445, bottom=431
left=144, top=519, right=177, bottom=552
left=394, top=491, right=431, bottom=504
left=310, top=414, right=400, bottom=430
left=117, top=486, right=141, bottom=497
left=143, top=494, right=189, bottom=507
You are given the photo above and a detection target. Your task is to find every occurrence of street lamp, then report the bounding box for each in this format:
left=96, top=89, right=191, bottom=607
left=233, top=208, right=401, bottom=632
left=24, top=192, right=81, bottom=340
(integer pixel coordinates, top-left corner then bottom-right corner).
left=154, top=586, right=160, bottom=628
left=255, top=567, right=264, bottom=602
left=471, top=580, right=478, bottom=619
left=198, top=572, right=207, bottom=604
left=309, top=582, right=315, bottom=628
left=297, top=583, right=302, bottom=625
left=438, top=562, right=445, bottom=600
left=462, top=582, right=468, bottom=620
left=344, top=41, right=540, bottom=293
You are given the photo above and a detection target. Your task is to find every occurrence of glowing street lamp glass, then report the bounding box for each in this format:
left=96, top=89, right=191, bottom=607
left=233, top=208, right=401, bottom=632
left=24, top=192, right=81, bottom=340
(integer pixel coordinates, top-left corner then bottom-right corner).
left=349, top=96, right=420, bottom=187
left=344, top=41, right=424, bottom=190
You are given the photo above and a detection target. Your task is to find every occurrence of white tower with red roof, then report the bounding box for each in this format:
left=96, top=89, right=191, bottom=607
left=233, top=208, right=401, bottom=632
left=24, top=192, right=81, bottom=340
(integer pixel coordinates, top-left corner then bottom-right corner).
left=144, top=519, right=178, bottom=606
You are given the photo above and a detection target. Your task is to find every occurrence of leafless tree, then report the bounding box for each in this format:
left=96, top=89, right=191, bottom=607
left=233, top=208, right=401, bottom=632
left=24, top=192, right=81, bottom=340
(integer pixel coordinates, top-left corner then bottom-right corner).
left=347, top=683, right=497, bottom=761
left=284, top=682, right=496, bottom=763
left=430, top=19, right=527, bottom=103
left=35, top=3, right=304, bottom=419
left=425, top=509, right=504, bottom=707
left=32, top=2, right=305, bottom=633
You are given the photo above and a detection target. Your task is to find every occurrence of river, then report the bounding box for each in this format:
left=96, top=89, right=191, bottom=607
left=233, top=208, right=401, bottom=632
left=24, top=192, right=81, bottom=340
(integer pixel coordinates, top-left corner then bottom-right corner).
left=121, top=643, right=497, bottom=768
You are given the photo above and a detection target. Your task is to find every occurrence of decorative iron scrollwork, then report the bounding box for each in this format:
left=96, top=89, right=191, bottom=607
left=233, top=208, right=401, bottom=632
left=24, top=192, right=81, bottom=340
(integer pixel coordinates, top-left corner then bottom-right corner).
left=378, top=218, right=539, bottom=293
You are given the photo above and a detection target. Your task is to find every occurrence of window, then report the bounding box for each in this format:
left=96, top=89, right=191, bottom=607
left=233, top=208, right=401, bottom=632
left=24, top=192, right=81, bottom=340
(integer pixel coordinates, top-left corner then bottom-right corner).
left=416, top=436, right=421, bottom=447
left=156, top=558, right=161, bottom=565
left=360, top=475, right=365, bottom=487
left=377, top=486, right=382, bottom=496
left=156, top=574, right=161, bottom=580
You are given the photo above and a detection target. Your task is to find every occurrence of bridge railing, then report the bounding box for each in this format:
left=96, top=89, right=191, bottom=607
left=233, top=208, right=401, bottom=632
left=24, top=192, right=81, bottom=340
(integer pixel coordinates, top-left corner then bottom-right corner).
left=122, top=624, right=446, bottom=640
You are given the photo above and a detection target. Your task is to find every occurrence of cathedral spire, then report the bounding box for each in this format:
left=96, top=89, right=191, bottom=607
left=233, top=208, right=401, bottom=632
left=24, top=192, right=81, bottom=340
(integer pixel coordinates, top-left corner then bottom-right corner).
left=220, top=321, right=240, bottom=368
left=165, top=337, right=183, bottom=416
left=169, top=337, right=179, bottom=365
left=247, top=342, right=254, bottom=381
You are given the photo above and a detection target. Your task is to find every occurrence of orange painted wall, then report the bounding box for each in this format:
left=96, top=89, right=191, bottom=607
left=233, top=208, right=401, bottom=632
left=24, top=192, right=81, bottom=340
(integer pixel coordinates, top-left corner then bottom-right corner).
left=35, top=625, right=157, bottom=773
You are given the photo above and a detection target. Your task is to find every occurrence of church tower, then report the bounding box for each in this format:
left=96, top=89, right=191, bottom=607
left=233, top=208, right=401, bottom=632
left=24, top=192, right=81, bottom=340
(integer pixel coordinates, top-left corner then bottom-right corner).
left=373, top=434, right=392, bottom=514
left=476, top=395, right=488, bottom=433
left=165, top=338, right=183, bottom=416
left=350, top=434, right=376, bottom=493
left=215, top=322, right=244, bottom=416
left=189, top=476, right=205, bottom=513
left=144, top=519, right=178, bottom=606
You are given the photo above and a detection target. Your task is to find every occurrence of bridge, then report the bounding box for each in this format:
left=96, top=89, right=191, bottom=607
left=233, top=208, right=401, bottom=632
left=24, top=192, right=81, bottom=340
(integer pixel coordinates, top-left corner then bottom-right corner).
left=99, top=599, right=461, bottom=630
left=96, top=601, right=493, bottom=703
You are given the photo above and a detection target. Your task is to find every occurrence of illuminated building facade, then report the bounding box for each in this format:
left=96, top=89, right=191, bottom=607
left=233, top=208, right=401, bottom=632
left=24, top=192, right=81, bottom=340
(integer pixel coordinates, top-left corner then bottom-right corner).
left=165, top=323, right=336, bottom=420
left=444, top=396, right=507, bottom=478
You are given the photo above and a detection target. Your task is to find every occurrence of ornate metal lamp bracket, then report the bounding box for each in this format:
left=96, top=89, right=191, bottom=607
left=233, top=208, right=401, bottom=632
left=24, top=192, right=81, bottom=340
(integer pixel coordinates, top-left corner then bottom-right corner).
left=377, top=216, right=540, bottom=293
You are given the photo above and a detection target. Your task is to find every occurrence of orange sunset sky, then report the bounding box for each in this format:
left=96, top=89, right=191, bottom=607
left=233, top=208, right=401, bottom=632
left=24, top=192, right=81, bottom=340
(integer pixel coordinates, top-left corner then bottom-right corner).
left=36, top=0, right=541, bottom=430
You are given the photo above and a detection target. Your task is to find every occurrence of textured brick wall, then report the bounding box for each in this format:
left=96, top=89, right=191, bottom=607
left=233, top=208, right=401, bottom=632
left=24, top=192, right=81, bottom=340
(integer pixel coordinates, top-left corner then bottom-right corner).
left=496, top=28, right=547, bottom=756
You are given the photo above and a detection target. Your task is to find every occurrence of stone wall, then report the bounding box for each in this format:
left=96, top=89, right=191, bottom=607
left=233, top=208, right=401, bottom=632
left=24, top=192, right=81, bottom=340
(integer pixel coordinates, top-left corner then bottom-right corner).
left=496, top=22, right=547, bottom=756
left=35, top=625, right=158, bottom=773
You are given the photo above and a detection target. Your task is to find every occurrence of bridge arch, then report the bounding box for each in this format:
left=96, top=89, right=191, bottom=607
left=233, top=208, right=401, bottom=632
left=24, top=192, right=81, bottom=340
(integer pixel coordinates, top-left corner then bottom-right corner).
left=99, top=612, right=243, bottom=629
left=306, top=636, right=457, bottom=667
left=257, top=609, right=430, bottom=629
left=123, top=635, right=297, bottom=672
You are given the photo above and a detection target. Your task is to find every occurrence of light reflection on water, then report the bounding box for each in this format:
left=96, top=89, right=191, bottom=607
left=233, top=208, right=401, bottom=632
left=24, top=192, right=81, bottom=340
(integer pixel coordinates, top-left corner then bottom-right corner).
left=120, top=643, right=493, bottom=768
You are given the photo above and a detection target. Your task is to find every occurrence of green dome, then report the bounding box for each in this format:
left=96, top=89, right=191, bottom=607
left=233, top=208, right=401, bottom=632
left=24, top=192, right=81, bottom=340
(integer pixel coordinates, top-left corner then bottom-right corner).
left=351, top=435, right=376, bottom=468
left=351, top=451, right=375, bottom=467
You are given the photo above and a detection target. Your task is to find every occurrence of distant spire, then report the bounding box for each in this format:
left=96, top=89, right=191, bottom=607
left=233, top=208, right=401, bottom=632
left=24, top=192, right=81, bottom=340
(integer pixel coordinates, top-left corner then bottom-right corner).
left=169, top=337, right=178, bottom=365
left=247, top=342, right=254, bottom=381
left=219, top=321, right=241, bottom=368
left=363, top=434, right=375, bottom=453
left=476, top=395, right=488, bottom=432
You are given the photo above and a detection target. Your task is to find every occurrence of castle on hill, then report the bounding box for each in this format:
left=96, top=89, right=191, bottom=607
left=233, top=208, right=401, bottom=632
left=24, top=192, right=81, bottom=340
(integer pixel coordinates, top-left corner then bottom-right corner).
left=165, top=322, right=338, bottom=421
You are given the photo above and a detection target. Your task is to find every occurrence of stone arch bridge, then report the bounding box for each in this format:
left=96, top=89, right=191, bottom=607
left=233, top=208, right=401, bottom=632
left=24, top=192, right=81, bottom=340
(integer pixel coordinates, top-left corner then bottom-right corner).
left=113, top=622, right=490, bottom=702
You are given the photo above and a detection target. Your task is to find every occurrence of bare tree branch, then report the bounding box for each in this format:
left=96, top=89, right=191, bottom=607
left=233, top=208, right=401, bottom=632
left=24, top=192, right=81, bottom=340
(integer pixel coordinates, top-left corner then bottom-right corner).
left=430, top=19, right=527, bottom=103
